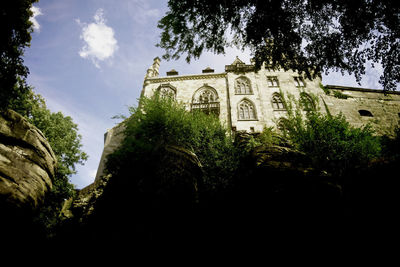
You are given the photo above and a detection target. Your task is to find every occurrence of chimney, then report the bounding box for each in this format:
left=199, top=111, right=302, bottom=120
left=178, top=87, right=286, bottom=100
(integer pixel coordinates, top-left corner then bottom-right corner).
left=202, top=67, right=214, bottom=73
left=166, top=69, right=179, bottom=76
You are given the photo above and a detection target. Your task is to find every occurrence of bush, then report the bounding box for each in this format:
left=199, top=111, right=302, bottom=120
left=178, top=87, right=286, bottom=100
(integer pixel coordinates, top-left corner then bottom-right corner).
left=279, top=91, right=381, bottom=177
left=106, top=94, right=239, bottom=193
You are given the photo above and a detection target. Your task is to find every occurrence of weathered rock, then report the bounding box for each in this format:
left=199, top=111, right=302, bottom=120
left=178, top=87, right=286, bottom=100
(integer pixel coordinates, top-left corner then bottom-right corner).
left=0, top=109, right=57, bottom=213
left=58, top=144, right=203, bottom=246
left=61, top=173, right=112, bottom=222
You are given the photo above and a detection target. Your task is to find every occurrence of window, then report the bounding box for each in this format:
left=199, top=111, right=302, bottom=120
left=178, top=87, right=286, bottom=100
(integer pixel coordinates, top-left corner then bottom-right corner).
left=358, top=110, right=373, bottom=117
left=277, top=117, right=288, bottom=132
left=294, top=77, right=305, bottom=87
left=250, top=127, right=255, bottom=133
left=238, top=99, right=257, bottom=120
left=157, top=84, right=176, bottom=99
left=235, top=76, right=253, bottom=94
left=267, top=76, right=279, bottom=87
left=191, top=86, right=220, bottom=115
left=300, top=92, right=315, bottom=111
left=271, top=93, right=286, bottom=110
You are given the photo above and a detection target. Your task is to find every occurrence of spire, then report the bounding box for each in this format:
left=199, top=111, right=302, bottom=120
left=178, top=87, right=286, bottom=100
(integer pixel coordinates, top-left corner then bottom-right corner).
left=232, top=56, right=244, bottom=65
left=152, top=57, right=161, bottom=77
left=145, top=57, right=161, bottom=79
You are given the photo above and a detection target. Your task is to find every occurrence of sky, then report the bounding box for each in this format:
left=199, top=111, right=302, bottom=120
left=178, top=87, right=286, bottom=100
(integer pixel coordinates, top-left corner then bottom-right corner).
left=25, top=0, right=394, bottom=189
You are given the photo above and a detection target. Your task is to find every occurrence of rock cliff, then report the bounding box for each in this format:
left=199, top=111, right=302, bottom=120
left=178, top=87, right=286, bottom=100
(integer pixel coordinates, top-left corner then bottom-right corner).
left=0, top=109, right=57, bottom=214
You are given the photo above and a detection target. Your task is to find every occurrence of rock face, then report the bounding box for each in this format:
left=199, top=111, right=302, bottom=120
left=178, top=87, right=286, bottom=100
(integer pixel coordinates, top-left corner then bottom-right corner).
left=0, top=109, right=57, bottom=213
left=59, top=144, right=203, bottom=246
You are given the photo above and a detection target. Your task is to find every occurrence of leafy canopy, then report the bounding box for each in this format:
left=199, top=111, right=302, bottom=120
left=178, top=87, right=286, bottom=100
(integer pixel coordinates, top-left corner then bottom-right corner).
left=158, top=0, right=399, bottom=90
left=0, top=0, right=38, bottom=109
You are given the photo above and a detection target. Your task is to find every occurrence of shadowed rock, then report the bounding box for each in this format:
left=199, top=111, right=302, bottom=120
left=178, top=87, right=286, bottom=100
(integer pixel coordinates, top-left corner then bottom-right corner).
left=0, top=109, right=57, bottom=214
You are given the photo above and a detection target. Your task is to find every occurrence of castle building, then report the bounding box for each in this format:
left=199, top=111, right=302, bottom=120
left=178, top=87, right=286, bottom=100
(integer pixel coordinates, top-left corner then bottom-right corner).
left=142, top=56, right=400, bottom=134
left=94, top=57, right=400, bottom=181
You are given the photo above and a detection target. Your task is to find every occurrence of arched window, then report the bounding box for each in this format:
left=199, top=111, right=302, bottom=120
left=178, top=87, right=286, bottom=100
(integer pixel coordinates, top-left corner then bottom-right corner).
left=300, top=92, right=315, bottom=111
left=157, top=84, right=176, bottom=99
left=271, top=93, right=286, bottom=110
left=235, top=76, right=252, bottom=94
left=238, top=99, right=257, bottom=120
left=294, top=76, right=305, bottom=87
left=277, top=117, right=289, bottom=132
left=358, top=110, right=373, bottom=117
left=191, top=86, right=220, bottom=115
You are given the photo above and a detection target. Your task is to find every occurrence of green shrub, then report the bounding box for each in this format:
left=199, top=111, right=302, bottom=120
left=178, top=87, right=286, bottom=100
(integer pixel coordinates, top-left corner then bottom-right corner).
left=319, top=83, right=330, bottom=95
left=333, top=90, right=349, bottom=99
left=106, top=94, right=239, bottom=192
left=279, top=91, right=381, bottom=177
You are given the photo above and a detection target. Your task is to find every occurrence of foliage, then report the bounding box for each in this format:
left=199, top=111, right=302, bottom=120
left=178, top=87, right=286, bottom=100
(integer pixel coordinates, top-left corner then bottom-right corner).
left=332, top=90, right=349, bottom=99
left=279, top=91, right=381, bottom=177
left=380, top=126, right=400, bottom=162
left=106, top=94, right=239, bottom=192
left=9, top=88, right=88, bottom=236
left=158, top=0, right=400, bottom=90
left=0, top=0, right=38, bottom=109
left=319, top=83, right=330, bottom=95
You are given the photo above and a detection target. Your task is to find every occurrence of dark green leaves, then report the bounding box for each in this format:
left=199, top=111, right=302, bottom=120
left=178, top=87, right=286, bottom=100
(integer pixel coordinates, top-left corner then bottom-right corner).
left=0, top=0, right=38, bottom=109
left=106, top=94, right=238, bottom=191
left=158, top=0, right=399, bottom=90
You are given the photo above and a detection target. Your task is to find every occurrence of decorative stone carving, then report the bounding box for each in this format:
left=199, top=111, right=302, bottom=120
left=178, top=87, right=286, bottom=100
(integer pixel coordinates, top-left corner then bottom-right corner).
left=191, top=86, right=220, bottom=115
left=157, top=84, right=177, bottom=99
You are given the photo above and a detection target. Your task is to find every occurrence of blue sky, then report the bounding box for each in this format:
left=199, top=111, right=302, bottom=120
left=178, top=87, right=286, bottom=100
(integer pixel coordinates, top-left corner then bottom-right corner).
left=25, top=0, right=393, bottom=189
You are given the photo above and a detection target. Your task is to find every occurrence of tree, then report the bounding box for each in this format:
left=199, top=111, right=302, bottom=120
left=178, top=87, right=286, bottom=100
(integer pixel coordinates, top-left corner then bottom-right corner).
left=157, top=0, right=399, bottom=90
left=9, top=89, right=88, bottom=237
left=0, top=0, right=38, bottom=109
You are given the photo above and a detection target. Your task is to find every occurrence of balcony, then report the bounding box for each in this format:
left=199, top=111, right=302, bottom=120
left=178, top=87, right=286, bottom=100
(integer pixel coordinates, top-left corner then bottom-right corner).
left=191, top=102, right=220, bottom=115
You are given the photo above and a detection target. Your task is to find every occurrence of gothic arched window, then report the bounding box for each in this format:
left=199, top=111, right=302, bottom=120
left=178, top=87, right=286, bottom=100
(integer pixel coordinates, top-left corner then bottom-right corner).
left=235, top=76, right=252, bottom=94
left=271, top=93, right=286, bottom=110
left=238, top=99, right=257, bottom=120
left=300, top=92, right=315, bottom=111
left=277, top=117, right=289, bottom=132
left=157, top=84, right=176, bottom=99
left=191, top=86, right=220, bottom=115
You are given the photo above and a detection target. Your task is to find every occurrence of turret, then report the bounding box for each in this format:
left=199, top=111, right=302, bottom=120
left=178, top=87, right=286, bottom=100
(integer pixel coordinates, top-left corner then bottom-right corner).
left=145, top=56, right=161, bottom=79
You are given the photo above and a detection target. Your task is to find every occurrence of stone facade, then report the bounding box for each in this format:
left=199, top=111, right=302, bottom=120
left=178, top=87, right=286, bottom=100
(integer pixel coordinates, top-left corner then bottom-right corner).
left=95, top=57, right=400, bottom=181
left=142, top=56, right=400, bottom=134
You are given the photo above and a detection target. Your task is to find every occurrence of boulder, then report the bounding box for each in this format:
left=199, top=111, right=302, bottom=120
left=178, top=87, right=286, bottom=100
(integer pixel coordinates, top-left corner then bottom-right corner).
left=0, top=109, right=57, bottom=213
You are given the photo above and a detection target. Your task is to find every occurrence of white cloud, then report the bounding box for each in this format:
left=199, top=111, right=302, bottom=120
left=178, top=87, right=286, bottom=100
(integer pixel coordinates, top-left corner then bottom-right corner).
left=78, top=9, right=118, bottom=68
left=30, top=6, right=43, bottom=32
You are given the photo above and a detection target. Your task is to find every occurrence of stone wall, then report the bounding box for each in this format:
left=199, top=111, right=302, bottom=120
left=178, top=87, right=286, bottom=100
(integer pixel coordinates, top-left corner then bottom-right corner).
left=322, top=86, right=400, bottom=136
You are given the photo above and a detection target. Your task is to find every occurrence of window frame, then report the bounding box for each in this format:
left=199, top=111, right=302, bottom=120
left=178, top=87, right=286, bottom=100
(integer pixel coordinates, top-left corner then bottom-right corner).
left=235, top=76, right=253, bottom=95
left=271, top=93, right=286, bottom=111
left=294, top=76, right=306, bottom=87
left=267, top=76, right=279, bottom=87
left=238, top=98, right=258, bottom=121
